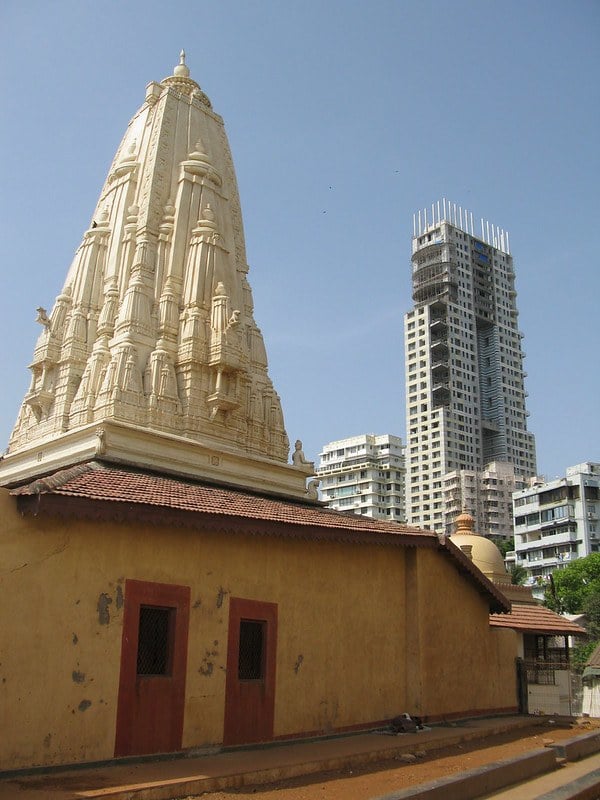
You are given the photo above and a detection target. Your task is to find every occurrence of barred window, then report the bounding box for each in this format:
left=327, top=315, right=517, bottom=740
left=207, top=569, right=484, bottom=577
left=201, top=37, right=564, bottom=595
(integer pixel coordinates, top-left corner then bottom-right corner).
left=526, top=663, right=556, bottom=686
left=137, top=605, right=173, bottom=676
left=238, top=619, right=265, bottom=680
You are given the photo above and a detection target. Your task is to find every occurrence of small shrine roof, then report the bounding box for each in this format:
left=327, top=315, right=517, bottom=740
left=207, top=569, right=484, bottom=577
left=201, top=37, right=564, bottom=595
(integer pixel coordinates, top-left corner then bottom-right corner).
left=490, top=602, right=587, bottom=636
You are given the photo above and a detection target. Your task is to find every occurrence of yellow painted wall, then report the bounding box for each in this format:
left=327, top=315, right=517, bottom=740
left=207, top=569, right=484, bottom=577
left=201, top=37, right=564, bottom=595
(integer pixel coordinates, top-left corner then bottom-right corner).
left=414, top=548, right=518, bottom=718
left=0, top=489, right=517, bottom=771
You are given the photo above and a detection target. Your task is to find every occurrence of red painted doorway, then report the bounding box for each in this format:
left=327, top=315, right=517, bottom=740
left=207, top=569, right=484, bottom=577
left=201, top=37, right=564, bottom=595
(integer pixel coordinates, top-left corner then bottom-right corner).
left=114, top=579, right=190, bottom=757
left=223, top=597, right=278, bottom=746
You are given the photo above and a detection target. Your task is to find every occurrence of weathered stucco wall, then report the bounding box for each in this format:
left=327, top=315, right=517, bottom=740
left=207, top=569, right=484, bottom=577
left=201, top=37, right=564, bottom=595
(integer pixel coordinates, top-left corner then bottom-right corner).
left=414, top=548, right=518, bottom=719
left=0, top=489, right=517, bottom=771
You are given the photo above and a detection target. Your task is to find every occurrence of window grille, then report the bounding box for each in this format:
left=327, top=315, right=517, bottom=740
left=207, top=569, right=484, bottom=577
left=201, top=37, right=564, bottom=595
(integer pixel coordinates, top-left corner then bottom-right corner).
left=525, top=662, right=556, bottom=685
left=238, top=619, right=265, bottom=680
left=137, top=605, right=172, bottom=676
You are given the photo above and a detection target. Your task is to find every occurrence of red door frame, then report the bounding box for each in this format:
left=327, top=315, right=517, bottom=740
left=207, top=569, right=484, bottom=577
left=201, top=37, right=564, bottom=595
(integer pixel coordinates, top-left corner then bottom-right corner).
left=114, top=579, right=190, bottom=757
left=223, top=597, right=278, bottom=746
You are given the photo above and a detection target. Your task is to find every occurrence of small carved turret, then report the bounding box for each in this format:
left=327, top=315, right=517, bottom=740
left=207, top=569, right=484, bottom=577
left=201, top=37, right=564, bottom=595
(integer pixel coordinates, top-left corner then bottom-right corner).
left=207, top=283, right=243, bottom=419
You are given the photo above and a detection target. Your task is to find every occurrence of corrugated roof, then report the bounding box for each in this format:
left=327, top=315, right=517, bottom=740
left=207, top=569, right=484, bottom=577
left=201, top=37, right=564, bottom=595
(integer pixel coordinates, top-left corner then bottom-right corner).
left=11, top=461, right=511, bottom=614
left=490, top=603, right=587, bottom=636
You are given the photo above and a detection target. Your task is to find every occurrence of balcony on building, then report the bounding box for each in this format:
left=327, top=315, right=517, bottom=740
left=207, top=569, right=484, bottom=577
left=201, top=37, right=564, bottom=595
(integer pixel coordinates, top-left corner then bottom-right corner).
left=522, top=528, right=580, bottom=549
left=412, top=262, right=457, bottom=305
left=412, top=240, right=444, bottom=263
left=429, top=299, right=447, bottom=318
left=429, top=317, right=447, bottom=338
left=430, top=339, right=449, bottom=359
left=430, top=361, right=449, bottom=382
left=481, top=417, right=500, bottom=433
left=431, top=381, right=450, bottom=406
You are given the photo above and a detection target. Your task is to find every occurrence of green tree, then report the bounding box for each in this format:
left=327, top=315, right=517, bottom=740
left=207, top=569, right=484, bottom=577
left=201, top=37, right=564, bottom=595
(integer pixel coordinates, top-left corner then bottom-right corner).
left=571, top=640, right=598, bottom=673
left=567, top=590, right=600, bottom=673
left=544, top=561, right=600, bottom=673
left=510, top=564, right=527, bottom=585
left=583, top=591, right=600, bottom=640
left=497, top=537, right=515, bottom=558
left=544, top=553, right=600, bottom=613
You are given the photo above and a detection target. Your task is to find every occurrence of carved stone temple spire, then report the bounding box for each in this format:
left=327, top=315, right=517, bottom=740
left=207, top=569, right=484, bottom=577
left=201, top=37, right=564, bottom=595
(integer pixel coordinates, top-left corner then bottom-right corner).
left=2, top=55, right=313, bottom=499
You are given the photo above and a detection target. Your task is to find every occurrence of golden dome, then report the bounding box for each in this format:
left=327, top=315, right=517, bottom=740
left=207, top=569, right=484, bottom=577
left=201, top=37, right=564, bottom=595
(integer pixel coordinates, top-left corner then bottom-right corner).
left=451, top=508, right=510, bottom=585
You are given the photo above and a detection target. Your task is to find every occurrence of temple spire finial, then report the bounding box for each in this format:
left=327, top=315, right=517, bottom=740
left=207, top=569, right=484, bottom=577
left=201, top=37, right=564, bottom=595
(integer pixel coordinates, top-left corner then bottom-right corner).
left=455, top=507, right=476, bottom=536
left=174, top=49, right=190, bottom=78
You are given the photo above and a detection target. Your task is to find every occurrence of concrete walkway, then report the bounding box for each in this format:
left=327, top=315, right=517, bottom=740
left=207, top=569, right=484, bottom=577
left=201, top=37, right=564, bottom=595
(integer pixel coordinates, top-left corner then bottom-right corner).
left=483, top=751, right=600, bottom=799
left=0, top=716, right=575, bottom=800
left=371, top=733, right=600, bottom=800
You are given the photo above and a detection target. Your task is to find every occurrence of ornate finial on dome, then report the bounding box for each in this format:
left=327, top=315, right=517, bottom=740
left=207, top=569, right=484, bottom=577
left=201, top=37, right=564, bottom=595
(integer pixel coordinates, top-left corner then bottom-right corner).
left=161, top=52, right=211, bottom=106
left=455, top=507, right=476, bottom=535
left=174, top=50, right=190, bottom=78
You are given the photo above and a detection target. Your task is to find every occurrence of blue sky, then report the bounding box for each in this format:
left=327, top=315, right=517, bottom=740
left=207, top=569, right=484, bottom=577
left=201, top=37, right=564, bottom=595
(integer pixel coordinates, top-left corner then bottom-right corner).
left=1, top=0, right=598, bottom=478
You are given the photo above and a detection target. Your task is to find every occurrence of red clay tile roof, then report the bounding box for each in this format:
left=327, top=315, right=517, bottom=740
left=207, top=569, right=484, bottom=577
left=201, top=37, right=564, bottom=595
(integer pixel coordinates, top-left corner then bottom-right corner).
left=12, top=461, right=432, bottom=535
left=489, top=603, right=587, bottom=636
left=11, top=461, right=511, bottom=613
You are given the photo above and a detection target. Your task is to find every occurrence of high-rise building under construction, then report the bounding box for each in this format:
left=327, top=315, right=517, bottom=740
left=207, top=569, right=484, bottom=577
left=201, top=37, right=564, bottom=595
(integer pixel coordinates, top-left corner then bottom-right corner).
left=404, top=200, right=536, bottom=536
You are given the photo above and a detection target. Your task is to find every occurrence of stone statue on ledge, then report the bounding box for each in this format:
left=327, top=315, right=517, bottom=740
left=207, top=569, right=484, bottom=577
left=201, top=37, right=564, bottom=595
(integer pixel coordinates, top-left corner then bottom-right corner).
left=291, top=439, right=314, bottom=472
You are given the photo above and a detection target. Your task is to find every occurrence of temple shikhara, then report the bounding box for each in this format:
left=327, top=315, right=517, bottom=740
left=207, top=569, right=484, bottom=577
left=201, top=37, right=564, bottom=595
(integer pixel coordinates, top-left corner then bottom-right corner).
left=4, top=51, right=307, bottom=499
left=0, top=56, right=584, bottom=773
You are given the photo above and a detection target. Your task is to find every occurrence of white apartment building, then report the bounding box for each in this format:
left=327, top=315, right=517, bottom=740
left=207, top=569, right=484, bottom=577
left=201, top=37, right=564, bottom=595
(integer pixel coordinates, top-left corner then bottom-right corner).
left=444, top=461, right=528, bottom=541
left=405, top=200, right=536, bottom=535
left=317, top=434, right=406, bottom=520
left=513, top=462, right=600, bottom=582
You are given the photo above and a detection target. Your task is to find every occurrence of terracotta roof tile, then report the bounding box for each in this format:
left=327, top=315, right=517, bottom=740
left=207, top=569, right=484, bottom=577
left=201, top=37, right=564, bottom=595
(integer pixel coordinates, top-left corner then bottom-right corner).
left=12, top=461, right=431, bottom=537
left=490, top=603, right=587, bottom=636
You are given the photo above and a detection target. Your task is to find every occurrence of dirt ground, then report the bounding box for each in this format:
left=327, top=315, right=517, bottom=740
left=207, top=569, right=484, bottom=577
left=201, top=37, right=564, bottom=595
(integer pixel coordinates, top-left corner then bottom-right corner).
left=187, top=720, right=600, bottom=800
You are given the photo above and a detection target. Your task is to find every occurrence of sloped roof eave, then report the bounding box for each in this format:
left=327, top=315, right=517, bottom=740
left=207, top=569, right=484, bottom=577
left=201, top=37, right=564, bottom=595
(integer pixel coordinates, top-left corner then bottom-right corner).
left=489, top=602, right=587, bottom=636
